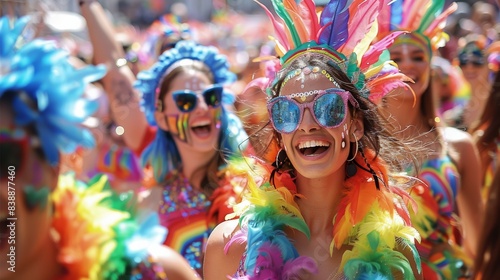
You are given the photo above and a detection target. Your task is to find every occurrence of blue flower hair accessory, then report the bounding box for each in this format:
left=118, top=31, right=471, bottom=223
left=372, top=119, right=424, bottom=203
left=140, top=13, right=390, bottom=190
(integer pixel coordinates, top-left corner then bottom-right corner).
left=0, top=16, right=106, bottom=165
left=135, top=40, right=236, bottom=126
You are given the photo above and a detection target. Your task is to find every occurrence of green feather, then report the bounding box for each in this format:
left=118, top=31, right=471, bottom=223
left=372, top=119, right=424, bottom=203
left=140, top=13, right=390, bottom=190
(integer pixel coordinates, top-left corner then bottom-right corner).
left=417, top=0, right=445, bottom=33
left=271, top=0, right=302, bottom=48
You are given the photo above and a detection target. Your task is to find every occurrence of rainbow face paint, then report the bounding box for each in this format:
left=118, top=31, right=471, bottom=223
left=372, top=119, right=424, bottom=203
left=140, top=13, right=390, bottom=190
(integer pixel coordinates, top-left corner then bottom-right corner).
left=392, top=33, right=432, bottom=60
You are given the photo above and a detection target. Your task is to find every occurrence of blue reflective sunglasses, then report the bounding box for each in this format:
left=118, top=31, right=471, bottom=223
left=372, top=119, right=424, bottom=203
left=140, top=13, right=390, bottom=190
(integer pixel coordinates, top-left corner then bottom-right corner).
left=267, top=88, right=359, bottom=134
left=171, top=85, right=223, bottom=112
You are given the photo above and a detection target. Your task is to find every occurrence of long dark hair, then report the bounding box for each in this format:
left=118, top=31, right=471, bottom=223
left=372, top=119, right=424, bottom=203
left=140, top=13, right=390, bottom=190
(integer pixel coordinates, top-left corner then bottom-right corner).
left=474, top=165, right=500, bottom=279
left=471, top=70, right=500, bottom=153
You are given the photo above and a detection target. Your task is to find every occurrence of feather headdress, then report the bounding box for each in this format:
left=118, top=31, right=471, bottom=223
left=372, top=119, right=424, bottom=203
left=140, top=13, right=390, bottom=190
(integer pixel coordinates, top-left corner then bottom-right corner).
left=0, top=16, right=106, bottom=165
left=257, top=0, right=412, bottom=102
left=377, top=0, right=457, bottom=52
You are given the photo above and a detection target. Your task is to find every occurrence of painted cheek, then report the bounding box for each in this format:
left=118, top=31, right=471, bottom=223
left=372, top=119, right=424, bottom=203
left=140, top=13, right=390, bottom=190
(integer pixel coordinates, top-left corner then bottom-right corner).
left=213, top=108, right=222, bottom=129
left=166, top=113, right=190, bottom=143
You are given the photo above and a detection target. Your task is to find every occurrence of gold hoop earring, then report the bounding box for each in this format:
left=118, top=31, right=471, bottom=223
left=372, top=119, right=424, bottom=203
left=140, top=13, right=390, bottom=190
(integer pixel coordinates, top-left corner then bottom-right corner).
left=347, top=134, right=358, bottom=162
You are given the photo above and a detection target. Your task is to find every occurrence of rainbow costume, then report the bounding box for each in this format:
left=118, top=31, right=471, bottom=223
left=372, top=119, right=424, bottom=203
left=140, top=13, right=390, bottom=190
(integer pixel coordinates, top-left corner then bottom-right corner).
left=157, top=169, right=244, bottom=271
left=378, top=1, right=478, bottom=278
left=0, top=15, right=168, bottom=279
left=135, top=40, right=250, bottom=271
left=53, top=173, right=168, bottom=280
left=227, top=151, right=420, bottom=279
left=408, top=153, right=471, bottom=279
left=222, top=0, right=423, bottom=278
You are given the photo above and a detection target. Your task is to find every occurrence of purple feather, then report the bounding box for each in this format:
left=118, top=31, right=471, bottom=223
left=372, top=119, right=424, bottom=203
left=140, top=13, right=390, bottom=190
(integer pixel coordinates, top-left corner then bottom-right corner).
left=282, top=256, right=318, bottom=278
left=318, top=0, right=350, bottom=49
left=225, top=229, right=248, bottom=254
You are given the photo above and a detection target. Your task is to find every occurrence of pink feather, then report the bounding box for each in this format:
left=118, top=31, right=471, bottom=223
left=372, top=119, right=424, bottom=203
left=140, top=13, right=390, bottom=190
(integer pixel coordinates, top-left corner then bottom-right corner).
left=340, top=0, right=380, bottom=55
left=225, top=229, right=248, bottom=254
left=425, top=3, right=457, bottom=38
left=388, top=185, right=418, bottom=226
left=254, top=0, right=290, bottom=50
left=361, top=31, right=407, bottom=70
left=301, top=0, right=320, bottom=40
left=283, top=1, right=310, bottom=43
left=377, top=0, right=393, bottom=36
left=402, top=0, right=427, bottom=31
left=367, top=74, right=414, bottom=103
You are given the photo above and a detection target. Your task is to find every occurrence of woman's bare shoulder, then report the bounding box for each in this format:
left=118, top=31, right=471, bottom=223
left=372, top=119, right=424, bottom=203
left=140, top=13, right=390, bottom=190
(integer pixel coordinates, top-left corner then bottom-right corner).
left=149, top=245, right=201, bottom=280
left=204, top=219, right=245, bottom=279
left=441, top=126, right=473, bottom=146
left=206, top=219, right=243, bottom=253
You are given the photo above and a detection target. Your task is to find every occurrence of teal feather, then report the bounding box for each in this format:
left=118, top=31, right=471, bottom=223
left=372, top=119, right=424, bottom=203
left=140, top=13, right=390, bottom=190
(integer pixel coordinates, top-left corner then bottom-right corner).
left=271, top=0, right=302, bottom=47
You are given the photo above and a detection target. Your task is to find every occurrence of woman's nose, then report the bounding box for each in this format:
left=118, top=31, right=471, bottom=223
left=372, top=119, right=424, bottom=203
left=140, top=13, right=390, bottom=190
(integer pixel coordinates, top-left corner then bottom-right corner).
left=193, top=94, right=209, bottom=112
left=298, top=108, right=320, bottom=133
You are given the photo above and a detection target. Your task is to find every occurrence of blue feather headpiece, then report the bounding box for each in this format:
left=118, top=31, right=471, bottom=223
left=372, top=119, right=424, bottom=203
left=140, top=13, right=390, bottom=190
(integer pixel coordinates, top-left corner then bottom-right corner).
left=0, top=16, right=106, bottom=165
left=135, top=40, right=236, bottom=126
left=135, top=40, right=248, bottom=183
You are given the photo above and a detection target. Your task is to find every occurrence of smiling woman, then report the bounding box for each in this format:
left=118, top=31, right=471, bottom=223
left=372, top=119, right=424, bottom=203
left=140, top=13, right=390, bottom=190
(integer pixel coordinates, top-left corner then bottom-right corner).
left=376, top=0, right=484, bottom=278
left=78, top=1, right=252, bottom=277
left=204, top=0, right=423, bottom=279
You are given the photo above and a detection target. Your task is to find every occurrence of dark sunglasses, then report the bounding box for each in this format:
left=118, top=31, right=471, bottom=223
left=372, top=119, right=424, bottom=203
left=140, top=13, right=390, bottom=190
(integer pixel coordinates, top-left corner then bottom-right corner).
left=459, top=60, right=484, bottom=67
left=267, top=88, right=359, bottom=134
left=172, top=85, right=223, bottom=113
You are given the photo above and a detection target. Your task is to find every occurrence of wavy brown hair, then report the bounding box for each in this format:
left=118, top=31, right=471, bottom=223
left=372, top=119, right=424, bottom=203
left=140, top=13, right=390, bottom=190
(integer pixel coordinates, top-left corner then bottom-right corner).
left=250, top=52, right=417, bottom=173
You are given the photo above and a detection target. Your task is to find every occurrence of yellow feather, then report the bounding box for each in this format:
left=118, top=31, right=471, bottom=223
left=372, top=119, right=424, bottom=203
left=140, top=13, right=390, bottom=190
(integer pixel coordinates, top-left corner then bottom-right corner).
left=353, top=21, right=378, bottom=62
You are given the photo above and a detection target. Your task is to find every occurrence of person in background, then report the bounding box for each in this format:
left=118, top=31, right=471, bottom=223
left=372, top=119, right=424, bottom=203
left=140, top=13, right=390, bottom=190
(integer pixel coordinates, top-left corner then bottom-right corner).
left=205, top=0, right=422, bottom=279
left=455, top=34, right=492, bottom=130
left=78, top=1, right=251, bottom=276
left=377, top=0, right=484, bottom=278
left=473, top=165, right=500, bottom=279
left=470, top=70, right=500, bottom=200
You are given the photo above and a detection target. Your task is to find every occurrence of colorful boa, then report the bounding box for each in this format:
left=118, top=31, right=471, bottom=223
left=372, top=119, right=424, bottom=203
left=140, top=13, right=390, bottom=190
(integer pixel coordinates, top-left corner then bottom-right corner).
left=52, top=173, right=168, bottom=279
left=226, top=149, right=421, bottom=279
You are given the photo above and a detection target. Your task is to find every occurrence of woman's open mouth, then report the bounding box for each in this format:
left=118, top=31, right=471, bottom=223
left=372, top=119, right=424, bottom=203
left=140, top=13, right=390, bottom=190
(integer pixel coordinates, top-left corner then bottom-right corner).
left=191, top=121, right=212, bottom=138
left=298, top=140, right=330, bottom=156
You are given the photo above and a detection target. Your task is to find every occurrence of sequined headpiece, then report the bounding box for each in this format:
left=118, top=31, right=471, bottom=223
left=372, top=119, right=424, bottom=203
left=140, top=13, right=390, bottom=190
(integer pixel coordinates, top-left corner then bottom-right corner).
left=135, top=40, right=236, bottom=126
left=0, top=16, right=106, bottom=165
left=257, top=0, right=413, bottom=103
left=135, top=40, right=247, bottom=183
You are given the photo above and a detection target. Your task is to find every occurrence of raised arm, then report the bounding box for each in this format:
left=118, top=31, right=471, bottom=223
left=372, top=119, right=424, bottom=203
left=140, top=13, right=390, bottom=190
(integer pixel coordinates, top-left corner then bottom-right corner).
left=447, top=128, right=484, bottom=258
left=79, top=0, right=149, bottom=152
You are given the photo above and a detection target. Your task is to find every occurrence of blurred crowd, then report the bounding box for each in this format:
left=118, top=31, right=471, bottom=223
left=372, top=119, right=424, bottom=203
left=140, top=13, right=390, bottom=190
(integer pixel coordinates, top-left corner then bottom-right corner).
left=2, top=0, right=500, bottom=279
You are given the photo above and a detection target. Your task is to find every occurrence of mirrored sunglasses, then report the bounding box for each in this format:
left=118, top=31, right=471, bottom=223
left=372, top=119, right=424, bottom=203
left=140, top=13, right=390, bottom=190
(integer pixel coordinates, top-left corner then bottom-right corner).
left=267, top=88, right=359, bottom=134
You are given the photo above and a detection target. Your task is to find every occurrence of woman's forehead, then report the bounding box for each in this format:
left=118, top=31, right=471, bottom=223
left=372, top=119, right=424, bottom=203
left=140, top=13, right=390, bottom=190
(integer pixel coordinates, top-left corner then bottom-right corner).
left=280, top=73, right=335, bottom=97
left=169, top=70, right=212, bottom=90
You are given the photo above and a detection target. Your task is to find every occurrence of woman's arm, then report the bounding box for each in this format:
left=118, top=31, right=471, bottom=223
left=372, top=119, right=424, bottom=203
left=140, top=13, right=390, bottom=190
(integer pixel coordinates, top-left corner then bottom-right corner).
left=149, top=245, right=201, bottom=280
left=204, top=219, right=245, bottom=279
left=79, top=0, right=149, bottom=152
left=447, top=128, right=484, bottom=258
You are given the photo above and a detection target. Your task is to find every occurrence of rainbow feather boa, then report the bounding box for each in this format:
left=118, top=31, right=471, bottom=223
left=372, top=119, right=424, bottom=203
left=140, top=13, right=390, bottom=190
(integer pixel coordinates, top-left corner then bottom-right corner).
left=52, top=173, right=168, bottom=279
left=226, top=149, right=421, bottom=279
